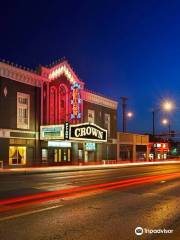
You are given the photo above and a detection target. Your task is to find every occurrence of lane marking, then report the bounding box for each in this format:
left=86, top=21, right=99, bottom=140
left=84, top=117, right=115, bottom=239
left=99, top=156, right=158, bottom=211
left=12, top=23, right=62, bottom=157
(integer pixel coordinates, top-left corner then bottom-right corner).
left=0, top=205, right=63, bottom=222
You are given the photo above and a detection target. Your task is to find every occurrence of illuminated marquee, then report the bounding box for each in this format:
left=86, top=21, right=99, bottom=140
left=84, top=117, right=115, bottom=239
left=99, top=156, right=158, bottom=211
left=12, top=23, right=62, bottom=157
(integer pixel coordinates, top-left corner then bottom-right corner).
left=40, top=125, right=64, bottom=140
left=69, top=122, right=107, bottom=142
left=71, top=82, right=81, bottom=120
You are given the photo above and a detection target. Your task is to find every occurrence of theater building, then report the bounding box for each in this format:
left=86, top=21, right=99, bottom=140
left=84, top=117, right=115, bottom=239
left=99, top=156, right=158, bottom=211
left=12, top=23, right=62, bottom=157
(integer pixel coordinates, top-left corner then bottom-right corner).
left=0, top=59, right=118, bottom=167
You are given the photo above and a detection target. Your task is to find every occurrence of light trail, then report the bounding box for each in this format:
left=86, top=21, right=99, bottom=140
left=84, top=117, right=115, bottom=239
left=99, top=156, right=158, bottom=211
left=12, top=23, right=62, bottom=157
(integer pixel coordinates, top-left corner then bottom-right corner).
left=0, top=172, right=179, bottom=213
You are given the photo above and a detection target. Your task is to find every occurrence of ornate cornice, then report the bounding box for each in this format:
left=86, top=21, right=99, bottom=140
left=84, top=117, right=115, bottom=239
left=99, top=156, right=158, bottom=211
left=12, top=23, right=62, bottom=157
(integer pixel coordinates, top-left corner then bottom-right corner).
left=0, top=62, right=46, bottom=87
left=82, top=90, right=118, bottom=110
left=40, top=61, right=84, bottom=86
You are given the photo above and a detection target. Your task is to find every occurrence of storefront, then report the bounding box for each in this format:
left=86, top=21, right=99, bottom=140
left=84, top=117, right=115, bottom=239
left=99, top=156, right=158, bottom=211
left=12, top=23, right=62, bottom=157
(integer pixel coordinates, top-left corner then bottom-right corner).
left=117, top=132, right=149, bottom=162
left=148, top=142, right=169, bottom=160
left=40, top=122, right=107, bottom=164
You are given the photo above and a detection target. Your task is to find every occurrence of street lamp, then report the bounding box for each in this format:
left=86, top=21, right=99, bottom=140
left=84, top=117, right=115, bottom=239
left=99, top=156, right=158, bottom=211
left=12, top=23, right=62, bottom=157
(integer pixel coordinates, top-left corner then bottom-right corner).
left=127, top=111, right=133, bottom=118
left=161, top=100, right=175, bottom=112
left=152, top=99, right=175, bottom=136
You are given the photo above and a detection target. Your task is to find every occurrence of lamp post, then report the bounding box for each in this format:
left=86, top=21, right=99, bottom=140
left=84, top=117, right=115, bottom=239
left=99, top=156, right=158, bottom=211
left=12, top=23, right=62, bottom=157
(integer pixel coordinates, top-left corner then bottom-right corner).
left=121, top=97, right=127, bottom=132
left=152, top=100, right=175, bottom=136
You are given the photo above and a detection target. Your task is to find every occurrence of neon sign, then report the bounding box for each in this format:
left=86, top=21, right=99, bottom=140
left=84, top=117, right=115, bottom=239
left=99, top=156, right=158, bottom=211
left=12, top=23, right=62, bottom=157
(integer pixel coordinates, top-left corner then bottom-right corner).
left=49, top=65, right=75, bottom=83
left=71, top=82, right=81, bottom=119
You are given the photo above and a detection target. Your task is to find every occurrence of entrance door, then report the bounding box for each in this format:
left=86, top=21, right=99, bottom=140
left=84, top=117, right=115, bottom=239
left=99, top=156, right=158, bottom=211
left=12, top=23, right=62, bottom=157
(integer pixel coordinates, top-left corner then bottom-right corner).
left=84, top=151, right=88, bottom=162
left=54, top=148, right=71, bottom=163
left=62, top=149, right=71, bottom=162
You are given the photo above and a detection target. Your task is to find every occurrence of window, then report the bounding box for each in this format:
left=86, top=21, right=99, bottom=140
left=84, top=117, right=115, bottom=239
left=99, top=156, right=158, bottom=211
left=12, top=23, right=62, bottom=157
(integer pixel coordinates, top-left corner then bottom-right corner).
left=50, top=88, right=57, bottom=124
left=61, top=100, right=65, bottom=108
left=104, top=113, right=110, bottom=137
left=17, top=92, right=30, bottom=129
left=88, top=109, right=95, bottom=123
left=59, top=85, right=67, bottom=123
left=9, top=146, right=26, bottom=165
left=42, top=149, right=48, bottom=163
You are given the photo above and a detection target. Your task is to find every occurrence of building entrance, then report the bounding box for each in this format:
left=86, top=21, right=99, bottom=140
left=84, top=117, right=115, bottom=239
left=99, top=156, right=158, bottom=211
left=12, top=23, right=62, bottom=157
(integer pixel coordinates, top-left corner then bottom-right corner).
left=54, top=148, right=71, bottom=163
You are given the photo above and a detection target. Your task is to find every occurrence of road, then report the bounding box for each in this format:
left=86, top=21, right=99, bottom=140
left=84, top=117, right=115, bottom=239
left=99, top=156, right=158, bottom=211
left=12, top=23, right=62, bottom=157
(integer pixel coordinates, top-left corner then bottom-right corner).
left=0, top=163, right=179, bottom=240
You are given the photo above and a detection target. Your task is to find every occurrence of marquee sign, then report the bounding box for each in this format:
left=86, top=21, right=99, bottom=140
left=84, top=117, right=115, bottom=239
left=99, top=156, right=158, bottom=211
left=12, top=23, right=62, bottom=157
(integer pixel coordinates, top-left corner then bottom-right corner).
left=40, top=123, right=107, bottom=142
left=69, top=122, right=107, bottom=142
left=70, top=82, right=81, bottom=120
left=40, top=125, right=64, bottom=140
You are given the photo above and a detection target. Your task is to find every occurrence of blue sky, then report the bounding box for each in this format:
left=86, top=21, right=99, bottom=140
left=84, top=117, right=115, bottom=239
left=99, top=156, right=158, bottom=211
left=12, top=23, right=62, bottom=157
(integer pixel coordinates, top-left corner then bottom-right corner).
left=1, top=0, right=180, bottom=133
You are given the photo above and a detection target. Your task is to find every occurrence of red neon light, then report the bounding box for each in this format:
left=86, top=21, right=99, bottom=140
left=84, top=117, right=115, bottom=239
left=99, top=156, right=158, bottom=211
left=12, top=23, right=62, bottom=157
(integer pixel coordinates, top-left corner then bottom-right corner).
left=72, top=88, right=79, bottom=116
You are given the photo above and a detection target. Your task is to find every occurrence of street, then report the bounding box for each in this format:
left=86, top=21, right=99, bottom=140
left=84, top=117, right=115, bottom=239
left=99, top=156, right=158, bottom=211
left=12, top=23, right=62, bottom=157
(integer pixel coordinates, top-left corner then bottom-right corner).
left=0, top=163, right=179, bottom=240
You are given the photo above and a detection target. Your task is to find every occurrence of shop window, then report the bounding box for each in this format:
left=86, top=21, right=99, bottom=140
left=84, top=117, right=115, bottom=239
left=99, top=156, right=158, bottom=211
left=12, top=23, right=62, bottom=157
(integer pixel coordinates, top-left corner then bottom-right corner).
left=104, top=113, right=110, bottom=137
left=88, top=109, right=95, bottom=123
left=42, top=149, right=48, bottom=163
left=9, top=146, right=26, bottom=165
left=17, top=92, right=30, bottom=129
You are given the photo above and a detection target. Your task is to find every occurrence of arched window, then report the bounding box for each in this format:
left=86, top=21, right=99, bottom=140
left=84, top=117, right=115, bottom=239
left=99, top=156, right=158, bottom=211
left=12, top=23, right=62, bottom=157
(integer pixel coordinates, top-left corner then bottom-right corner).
left=59, top=84, right=68, bottom=123
left=43, top=82, right=47, bottom=124
left=50, top=87, right=57, bottom=124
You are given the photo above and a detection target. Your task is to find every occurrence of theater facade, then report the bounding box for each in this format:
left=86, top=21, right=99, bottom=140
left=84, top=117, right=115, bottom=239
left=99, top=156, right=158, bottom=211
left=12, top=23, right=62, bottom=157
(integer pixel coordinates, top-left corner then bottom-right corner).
left=0, top=60, right=118, bottom=167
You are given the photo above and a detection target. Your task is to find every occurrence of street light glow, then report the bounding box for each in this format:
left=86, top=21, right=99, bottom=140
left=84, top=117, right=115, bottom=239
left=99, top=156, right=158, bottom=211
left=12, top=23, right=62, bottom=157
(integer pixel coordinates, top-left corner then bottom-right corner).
left=162, top=118, right=169, bottom=125
left=161, top=100, right=175, bottom=112
left=127, top=111, right=133, bottom=118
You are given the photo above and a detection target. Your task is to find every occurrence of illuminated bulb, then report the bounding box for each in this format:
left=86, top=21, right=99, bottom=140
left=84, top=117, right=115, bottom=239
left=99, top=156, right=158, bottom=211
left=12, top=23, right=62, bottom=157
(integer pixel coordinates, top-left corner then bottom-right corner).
left=127, top=112, right=133, bottom=118
left=162, top=118, right=169, bottom=125
left=161, top=100, right=174, bottom=112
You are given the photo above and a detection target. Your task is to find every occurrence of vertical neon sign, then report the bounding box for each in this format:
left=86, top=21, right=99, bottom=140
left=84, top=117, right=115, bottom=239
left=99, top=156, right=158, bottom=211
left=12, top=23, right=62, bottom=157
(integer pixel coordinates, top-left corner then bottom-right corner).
left=71, top=83, right=81, bottom=119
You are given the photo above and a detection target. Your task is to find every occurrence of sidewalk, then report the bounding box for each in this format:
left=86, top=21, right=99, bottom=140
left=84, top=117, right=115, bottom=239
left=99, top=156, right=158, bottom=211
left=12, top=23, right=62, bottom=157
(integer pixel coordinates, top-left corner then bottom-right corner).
left=0, top=160, right=180, bottom=175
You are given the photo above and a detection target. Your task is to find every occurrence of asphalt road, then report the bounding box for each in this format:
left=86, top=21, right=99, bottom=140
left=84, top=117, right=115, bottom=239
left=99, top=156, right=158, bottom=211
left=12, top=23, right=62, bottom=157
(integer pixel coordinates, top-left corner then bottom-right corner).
left=0, top=163, right=179, bottom=240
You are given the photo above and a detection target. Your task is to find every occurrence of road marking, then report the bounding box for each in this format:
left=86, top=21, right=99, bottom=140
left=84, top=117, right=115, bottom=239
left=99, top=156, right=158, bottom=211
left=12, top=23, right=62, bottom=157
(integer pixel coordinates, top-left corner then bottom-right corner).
left=0, top=205, right=63, bottom=222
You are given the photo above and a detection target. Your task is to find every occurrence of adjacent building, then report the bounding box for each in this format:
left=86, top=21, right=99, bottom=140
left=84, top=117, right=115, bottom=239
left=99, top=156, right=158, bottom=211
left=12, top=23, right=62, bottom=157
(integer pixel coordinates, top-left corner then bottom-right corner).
left=0, top=60, right=118, bottom=167
left=117, top=132, right=149, bottom=162
left=148, top=142, right=169, bottom=160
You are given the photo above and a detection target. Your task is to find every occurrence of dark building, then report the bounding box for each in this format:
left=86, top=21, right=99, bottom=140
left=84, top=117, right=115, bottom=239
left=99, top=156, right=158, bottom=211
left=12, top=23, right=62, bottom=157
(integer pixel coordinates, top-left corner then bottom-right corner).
left=0, top=60, right=118, bottom=168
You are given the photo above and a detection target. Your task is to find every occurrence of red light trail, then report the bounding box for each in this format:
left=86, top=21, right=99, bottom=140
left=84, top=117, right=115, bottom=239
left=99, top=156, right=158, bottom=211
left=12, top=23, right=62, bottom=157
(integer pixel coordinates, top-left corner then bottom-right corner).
left=0, top=172, right=179, bottom=213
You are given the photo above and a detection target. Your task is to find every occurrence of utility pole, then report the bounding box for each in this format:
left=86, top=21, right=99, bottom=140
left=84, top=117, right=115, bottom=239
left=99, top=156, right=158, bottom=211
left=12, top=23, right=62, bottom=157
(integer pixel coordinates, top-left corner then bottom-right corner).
left=152, top=110, right=155, bottom=136
left=121, top=97, right=128, bottom=132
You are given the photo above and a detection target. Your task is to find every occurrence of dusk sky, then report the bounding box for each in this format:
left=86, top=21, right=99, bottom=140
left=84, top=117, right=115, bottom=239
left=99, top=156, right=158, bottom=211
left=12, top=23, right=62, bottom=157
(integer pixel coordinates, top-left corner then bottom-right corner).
left=1, top=0, right=180, bottom=133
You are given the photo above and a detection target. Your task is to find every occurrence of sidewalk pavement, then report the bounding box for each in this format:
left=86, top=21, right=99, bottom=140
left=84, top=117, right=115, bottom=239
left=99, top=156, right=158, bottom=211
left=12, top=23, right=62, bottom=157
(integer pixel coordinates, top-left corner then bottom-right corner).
left=0, top=160, right=180, bottom=175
